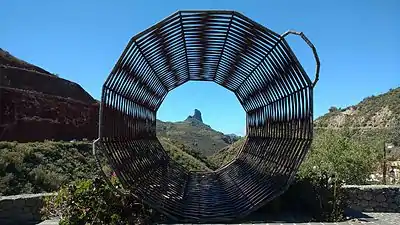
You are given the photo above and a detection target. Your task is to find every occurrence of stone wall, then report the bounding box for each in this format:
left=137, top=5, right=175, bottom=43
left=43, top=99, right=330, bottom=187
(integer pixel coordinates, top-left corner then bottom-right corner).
left=343, top=185, right=400, bottom=213
left=0, top=193, right=55, bottom=225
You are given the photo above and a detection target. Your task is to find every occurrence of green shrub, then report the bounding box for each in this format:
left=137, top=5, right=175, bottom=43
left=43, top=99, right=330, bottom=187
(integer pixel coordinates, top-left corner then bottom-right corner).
left=0, top=141, right=98, bottom=195
left=42, top=176, right=165, bottom=225
left=299, top=129, right=378, bottom=185
left=283, top=128, right=381, bottom=221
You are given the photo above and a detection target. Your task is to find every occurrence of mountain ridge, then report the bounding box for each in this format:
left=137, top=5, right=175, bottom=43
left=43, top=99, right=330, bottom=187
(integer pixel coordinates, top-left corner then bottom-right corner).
left=315, top=87, right=399, bottom=129
left=156, top=110, right=241, bottom=156
left=0, top=48, right=53, bottom=75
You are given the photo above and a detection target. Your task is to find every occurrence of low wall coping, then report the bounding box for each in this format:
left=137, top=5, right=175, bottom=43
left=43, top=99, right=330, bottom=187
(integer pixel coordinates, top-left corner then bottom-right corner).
left=0, top=192, right=56, bottom=201
left=343, top=185, right=400, bottom=189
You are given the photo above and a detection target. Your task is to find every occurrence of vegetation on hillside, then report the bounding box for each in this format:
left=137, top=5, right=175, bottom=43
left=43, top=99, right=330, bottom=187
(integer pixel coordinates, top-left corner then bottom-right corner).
left=208, top=137, right=245, bottom=168
left=156, top=118, right=236, bottom=156
left=0, top=137, right=218, bottom=196
left=315, top=87, right=400, bottom=129
left=313, top=87, right=400, bottom=167
left=159, top=137, right=214, bottom=171
left=0, top=141, right=97, bottom=196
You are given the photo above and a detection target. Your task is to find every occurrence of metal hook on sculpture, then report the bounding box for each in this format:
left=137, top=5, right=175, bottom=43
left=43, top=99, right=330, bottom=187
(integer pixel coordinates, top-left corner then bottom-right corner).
left=281, top=30, right=320, bottom=88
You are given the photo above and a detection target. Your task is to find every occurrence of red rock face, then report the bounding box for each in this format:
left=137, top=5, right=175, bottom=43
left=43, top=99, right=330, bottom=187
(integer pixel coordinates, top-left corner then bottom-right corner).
left=0, top=87, right=99, bottom=142
left=0, top=48, right=100, bottom=142
left=0, top=66, right=95, bottom=104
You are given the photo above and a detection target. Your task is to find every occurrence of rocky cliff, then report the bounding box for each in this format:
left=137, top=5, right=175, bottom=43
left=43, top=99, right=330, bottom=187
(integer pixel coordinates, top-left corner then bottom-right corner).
left=0, top=49, right=98, bottom=141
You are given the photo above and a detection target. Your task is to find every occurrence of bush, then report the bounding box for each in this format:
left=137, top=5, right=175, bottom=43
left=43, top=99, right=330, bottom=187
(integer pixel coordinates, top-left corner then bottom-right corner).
left=299, top=129, right=378, bottom=185
left=42, top=175, right=165, bottom=225
left=328, top=106, right=339, bottom=112
left=283, top=128, right=380, bottom=221
left=0, top=141, right=99, bottom=195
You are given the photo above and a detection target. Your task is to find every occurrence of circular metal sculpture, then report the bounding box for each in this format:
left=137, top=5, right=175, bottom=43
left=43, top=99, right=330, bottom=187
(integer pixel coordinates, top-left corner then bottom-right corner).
left=94, top=10, right=319, bottom=223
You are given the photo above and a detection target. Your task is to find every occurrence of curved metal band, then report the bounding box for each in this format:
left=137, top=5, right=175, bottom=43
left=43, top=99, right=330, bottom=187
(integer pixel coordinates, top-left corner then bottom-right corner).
left=281, top=30, right=320, bottom=88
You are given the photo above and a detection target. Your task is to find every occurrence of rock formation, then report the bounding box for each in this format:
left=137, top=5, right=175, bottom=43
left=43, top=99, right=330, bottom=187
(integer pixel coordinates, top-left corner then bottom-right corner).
left=186, top=109, right=203, bottom=123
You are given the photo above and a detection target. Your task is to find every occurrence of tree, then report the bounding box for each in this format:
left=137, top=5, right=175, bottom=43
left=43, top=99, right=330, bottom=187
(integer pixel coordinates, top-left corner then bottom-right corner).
left=328, top=106, right=339, bottom=113
left=299, top=129, right=378, bottom=185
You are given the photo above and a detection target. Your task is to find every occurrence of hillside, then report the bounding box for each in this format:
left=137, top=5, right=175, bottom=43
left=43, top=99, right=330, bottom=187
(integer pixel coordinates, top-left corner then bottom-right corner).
left=315, top=87, right=400, bottom=129
left=208, top=137, right=245, bottom=168
left=156, top=110, right=239, bottom=156
left=0, top=139, right=213, bottom=196
left=315, top=87, right=400, bottom=151
left=0, top=48, right=53, bottom=75
left=0, top=49, right=95, bottom=104
left=158, top=137, right=214, bottom=171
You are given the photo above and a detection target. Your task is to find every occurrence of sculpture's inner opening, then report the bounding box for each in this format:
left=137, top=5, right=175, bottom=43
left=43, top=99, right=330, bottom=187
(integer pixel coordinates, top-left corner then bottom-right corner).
left=156, top=81, right=245, bottom=170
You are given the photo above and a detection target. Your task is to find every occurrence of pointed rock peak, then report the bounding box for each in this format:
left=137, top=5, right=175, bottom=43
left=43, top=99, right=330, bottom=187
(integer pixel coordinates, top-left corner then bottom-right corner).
left=186, top=109, right=203, bottom=123
left=193, top=109, right=203, bottom=122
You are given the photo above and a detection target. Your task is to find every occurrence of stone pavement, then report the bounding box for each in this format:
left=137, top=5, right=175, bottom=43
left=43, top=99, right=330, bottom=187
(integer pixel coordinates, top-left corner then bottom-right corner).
left=37, top=212, right=400, bottom=225
left=360, top=212, right=400, bottom=225
left=37, top=219, right=59, bottom=225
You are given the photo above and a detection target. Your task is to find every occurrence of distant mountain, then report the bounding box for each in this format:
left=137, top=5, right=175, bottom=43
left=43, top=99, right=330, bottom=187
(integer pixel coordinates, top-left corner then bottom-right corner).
left=157, top=109, right=241, bottom=156
left=223, top=133, right=241, bottom=144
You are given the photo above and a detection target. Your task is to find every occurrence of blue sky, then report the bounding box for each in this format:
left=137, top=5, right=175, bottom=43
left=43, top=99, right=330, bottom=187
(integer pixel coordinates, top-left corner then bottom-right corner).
left=2, top=0, right=399, bottom=136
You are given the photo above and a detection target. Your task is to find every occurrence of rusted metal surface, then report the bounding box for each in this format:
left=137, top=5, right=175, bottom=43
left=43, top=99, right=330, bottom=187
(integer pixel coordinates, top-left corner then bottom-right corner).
left=94, top=10, right=319, bottom=223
